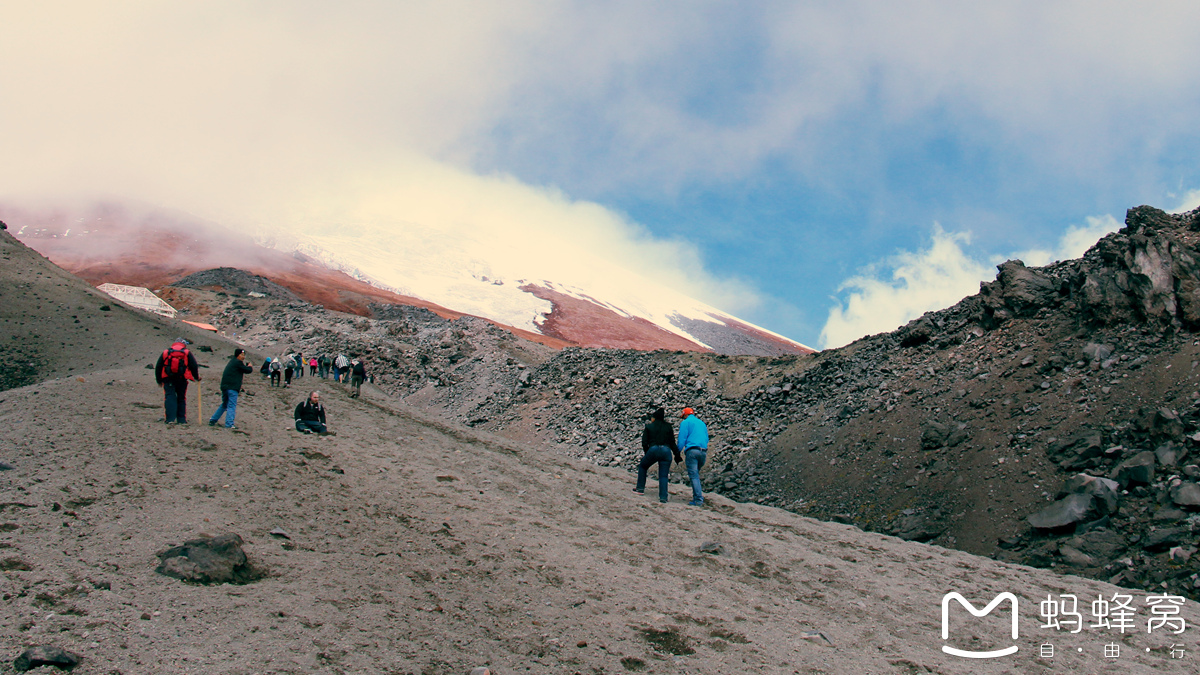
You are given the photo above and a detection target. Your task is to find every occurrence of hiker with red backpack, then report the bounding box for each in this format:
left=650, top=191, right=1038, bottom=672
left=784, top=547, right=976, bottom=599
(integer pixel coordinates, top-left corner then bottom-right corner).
left=154, top=338, right=202, bottom=425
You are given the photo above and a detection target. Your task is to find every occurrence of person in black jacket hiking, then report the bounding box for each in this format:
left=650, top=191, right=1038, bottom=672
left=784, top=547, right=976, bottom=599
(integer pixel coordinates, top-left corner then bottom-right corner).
left=634, top=407, right=680, bottom=503
left=349, top=358, right=367, bottom=398
left=208, top=348, right=254, bottom=429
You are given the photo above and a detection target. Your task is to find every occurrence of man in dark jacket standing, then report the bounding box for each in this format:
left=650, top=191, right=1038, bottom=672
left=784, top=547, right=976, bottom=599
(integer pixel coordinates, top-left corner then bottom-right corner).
left=349, top=358, right=367, bottom=398
left=155, top=338, right=202, bottom=425
left=208, top=348, right=254, bottom=429
left=635, top=407, right=680, bottom=503
left=294, top=391, right=334, bottom=435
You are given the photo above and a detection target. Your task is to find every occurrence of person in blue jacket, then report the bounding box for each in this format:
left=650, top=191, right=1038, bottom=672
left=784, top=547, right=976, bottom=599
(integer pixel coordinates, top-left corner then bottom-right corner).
left=677, top=407, right=709, bottom=506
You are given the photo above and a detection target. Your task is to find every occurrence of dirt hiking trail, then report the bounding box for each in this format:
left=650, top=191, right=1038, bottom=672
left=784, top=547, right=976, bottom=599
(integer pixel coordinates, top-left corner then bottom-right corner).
left=1, top=366, right=1196, bottom=674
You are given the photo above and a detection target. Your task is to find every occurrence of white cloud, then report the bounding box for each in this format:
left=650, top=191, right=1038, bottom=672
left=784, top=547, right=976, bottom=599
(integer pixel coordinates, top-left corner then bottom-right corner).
left=465, top=2, right=1200, bottom=190
left=1008, top=215, right=1121, bottom=267
left=820, top=214, right=1124, bottom=349
left=1171, top=189, right=1200, bottom=214
left=819, top=228, right=992, bottom=350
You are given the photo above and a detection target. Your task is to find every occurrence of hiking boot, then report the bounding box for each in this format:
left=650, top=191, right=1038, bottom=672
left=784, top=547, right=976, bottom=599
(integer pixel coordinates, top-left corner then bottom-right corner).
left=632, top=488, right=644, bottom=494
left=208, top=421, right=217, bottom=427
left=318, top=430, right=336, bottom=436
left=688, top=500, right=703, bottom=507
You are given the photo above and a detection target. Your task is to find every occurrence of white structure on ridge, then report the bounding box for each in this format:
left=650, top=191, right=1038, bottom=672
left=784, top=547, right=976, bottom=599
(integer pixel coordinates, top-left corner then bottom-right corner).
left=97, top=283, right=178, bottom=319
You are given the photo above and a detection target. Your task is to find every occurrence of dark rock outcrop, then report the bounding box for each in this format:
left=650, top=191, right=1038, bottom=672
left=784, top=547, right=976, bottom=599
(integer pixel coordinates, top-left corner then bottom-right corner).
left=173, top=267, right=300, bottom=301
left=155, top=533, right=261, bottom=584
left=13, top=645, right=81, bottom=672
left=979, top=260, right=1064, bottom=327
left=1028, top=493, right=1098, bottom=530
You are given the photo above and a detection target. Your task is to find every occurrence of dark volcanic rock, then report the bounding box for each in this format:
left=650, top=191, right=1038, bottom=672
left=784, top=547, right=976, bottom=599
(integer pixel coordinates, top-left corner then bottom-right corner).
left=173, top=267, right=300, bottom=300
left=979, top=260, right=1062, bottom=327
left=1058, top=474, right=1121, bottom=515
left=155, top=533, right=260, bottom=584
left=1058, top=545, right=1096, bottom=567
left=1081, top=342, right=1113, bottom=362
left=1028, top=493, right=1097, bottom=530
left=13, top=645, right=81, bottom=672
left=1111, top=451, right=1157, bottom=488
left=892, top=512, right=946, bottom=542
left=1143, top=527, right=1192, bottom=551
left=920, top=420, right=968, bottom=450
left=1048, top=432, right=1104, bottom=468
left=1156, top=442, right=1182, bottom=467
left=1079, top=206, right=1200, bottom=328
left=897, top=316, right=935, bottom=348
left=1152, top=408, right=1184, bottom=441
left=1170, top=482, right=1200, bottom=508
left=1066, top=529, right=1128, bottom=560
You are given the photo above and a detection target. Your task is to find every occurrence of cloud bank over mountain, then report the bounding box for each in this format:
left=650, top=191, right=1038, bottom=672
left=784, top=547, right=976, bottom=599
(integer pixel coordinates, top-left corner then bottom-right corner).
left=0, top=3, right=764, bottom=327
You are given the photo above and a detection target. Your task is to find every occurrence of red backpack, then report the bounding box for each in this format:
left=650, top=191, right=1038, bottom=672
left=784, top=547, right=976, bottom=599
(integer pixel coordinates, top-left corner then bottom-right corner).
left=161, top=342, right=193, bottom=380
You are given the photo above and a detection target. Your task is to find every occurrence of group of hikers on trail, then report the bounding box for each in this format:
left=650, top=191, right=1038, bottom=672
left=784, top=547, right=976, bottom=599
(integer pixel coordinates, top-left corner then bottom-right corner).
left=635, top=406, right=709, bottom=506
left=259, top=351, right=368, bottom=397
left=158, top=340, right=713, bottom=501
left=155, top=339, right=355, bottom=434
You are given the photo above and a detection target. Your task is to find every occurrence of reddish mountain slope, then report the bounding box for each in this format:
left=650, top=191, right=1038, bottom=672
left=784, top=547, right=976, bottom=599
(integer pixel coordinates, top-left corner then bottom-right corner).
left=520, top=283, right=711, bottom=351
left=5, top=204, right=569, bottom=349
left=4, top=202, right=808, bottom=354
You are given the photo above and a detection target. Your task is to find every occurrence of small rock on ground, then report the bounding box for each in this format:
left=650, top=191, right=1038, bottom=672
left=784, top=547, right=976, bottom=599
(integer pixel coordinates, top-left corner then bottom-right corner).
left=13, top=645, right=82, bottom=672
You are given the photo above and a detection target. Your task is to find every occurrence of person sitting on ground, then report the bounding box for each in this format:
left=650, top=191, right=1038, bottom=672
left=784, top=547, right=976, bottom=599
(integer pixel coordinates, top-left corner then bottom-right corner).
left=635, top=407, right=680, bottom=503
left=350, top=358, right=367, bottom=398
left=294, top=391, right=334, bottom=435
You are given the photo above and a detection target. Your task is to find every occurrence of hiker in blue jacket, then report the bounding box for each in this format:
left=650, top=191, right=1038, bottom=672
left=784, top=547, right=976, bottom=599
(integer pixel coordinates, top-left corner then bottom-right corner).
left=677, top=407, right=709, bottom=506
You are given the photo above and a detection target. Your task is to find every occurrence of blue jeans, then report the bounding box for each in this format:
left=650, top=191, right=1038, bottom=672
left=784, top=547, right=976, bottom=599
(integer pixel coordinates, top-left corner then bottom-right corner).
left=685, top=447, right=707, bottom=504
left=208, top=389, right=239, bottom=428
left=637, top=445, right=674, bottom=502
left=163, top=379, right=188, bottom=423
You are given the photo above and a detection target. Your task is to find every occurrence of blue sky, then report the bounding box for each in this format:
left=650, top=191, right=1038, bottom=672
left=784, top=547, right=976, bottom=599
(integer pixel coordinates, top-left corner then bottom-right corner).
left=3, top=2, right=1200, bottom=348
